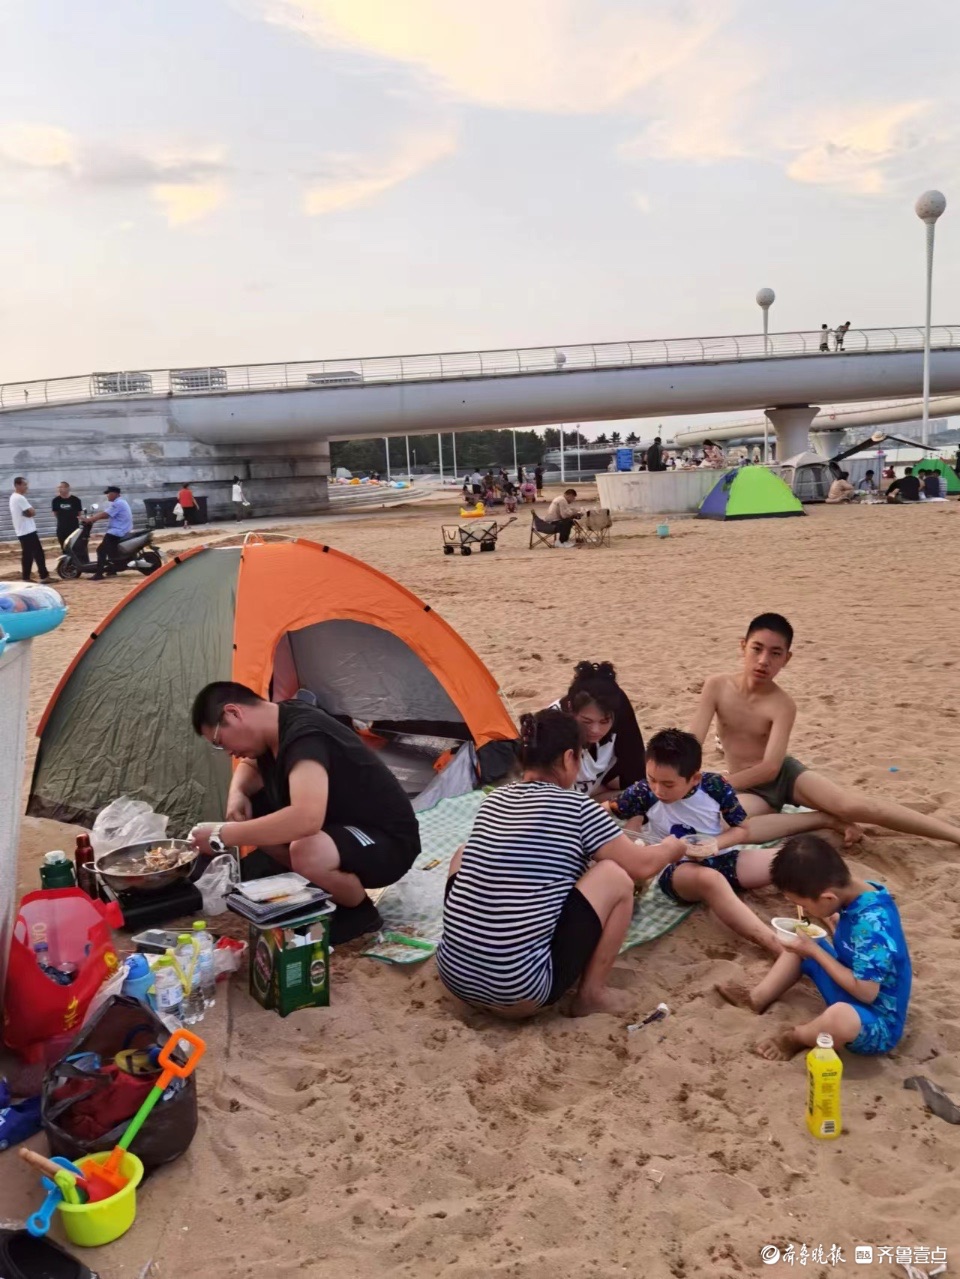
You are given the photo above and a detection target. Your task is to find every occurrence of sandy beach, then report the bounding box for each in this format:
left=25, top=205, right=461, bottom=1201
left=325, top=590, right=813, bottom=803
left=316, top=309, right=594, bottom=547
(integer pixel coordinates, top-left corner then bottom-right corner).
left=3, top=494, right=960, bottom=1279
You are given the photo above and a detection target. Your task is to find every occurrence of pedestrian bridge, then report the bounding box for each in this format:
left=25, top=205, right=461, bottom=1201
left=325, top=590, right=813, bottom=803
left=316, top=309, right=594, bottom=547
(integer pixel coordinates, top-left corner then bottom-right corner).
left=4, top=327, right=960, bottom=456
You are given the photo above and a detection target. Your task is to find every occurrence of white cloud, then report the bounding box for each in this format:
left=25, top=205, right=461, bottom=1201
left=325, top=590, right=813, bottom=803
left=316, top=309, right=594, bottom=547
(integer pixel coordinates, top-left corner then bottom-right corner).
left=257, top=0, right=731, bottom=114
left=0, top=122, right=76, bottom=169
left=258, top=0, right=947, bottom=199
left=152, top=180, right=227, bottom=226
left=785, top=101, right=932, bottom=195
left=0, top=122, right=229, bottom=223
left=303, top=125, right=456, bottom=215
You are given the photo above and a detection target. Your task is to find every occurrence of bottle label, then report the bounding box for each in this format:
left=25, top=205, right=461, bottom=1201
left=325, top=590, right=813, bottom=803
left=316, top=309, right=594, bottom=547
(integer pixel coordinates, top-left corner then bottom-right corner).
left=156, top=984, right=183, bottom=1010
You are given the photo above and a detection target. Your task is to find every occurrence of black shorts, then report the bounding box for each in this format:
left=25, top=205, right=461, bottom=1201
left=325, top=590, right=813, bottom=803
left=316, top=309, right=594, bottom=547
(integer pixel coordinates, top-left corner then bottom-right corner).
left=329, top=824, right=419, bottom=889
left=443, top=876, right=602, bottom=1006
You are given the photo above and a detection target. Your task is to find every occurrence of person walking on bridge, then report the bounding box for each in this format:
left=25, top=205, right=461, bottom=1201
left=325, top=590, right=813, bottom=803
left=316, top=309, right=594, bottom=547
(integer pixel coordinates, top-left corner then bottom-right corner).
left=834, top=321, right=851, bottom=351
left=819, top=324, right=830, bottom=353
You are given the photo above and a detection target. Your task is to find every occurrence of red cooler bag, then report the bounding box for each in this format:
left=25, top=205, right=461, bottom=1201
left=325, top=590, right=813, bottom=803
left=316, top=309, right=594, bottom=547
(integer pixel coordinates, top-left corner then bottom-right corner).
left=3, top=889, right=123, bottom=1062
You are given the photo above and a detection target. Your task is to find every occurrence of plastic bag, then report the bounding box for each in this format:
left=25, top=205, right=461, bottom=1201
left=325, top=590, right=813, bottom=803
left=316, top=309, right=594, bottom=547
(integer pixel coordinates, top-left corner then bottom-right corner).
left=90, top=796, right=169, bottom=858
left=195, top=853, right=240, bottom=916
left=3, top=890, right=123, bottom=1063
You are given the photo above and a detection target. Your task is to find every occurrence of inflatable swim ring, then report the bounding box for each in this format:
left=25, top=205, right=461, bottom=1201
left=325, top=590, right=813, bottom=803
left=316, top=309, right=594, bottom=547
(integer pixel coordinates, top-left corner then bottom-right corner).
left=0, top=582, right=67, bottom=641
left=459, top=502, right=486, bottom=518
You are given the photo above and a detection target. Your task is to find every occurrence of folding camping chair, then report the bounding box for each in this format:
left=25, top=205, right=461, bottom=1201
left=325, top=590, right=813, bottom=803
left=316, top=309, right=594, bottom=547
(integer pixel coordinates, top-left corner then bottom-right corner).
left=574, top=508, right=613, bottom=548
left=529, top=512, right=558, bottom=549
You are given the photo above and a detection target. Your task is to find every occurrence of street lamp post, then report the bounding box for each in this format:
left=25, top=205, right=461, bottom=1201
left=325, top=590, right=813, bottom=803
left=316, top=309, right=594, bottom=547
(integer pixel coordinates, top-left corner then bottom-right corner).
left=756, top=289, right=775, bottom=462
left=756, top=287, right=775, bottom=355
left=405, top=436, right=412, bottom=481
left=915, top=190, right=947, bottom=447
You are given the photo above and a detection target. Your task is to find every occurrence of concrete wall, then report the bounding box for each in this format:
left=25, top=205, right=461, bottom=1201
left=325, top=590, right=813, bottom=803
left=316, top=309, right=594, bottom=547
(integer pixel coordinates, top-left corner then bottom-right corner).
left=0, top=400, right=330, bottom=540
left=0, top=638, right=31, bottom=1001
left=597, top=468, right=721, bottom=514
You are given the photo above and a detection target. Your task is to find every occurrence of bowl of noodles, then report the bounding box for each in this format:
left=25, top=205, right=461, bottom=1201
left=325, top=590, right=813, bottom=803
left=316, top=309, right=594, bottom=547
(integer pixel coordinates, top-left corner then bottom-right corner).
left=94, top=839, right=200, bottom=894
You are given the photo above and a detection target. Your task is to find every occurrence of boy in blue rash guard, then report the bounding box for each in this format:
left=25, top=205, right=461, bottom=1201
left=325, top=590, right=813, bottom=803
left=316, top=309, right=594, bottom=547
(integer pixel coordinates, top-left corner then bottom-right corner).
left=609, top=729, right=786, bottom=954
left=717, top=834, right=912, bottom=1060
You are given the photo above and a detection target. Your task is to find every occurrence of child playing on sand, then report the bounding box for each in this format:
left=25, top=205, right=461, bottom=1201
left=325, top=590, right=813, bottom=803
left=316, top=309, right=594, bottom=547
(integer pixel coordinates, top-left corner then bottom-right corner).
left=717, top=834, right=912, bottom=1060
left=609, top=729, right=824, bottom=954
left=689, top=611, right=960, bottom=847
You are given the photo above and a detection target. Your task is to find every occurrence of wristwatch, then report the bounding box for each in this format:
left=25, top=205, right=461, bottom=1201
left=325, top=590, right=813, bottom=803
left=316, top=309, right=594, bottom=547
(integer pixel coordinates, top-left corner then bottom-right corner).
left=209, top=824, right=227, bottom=854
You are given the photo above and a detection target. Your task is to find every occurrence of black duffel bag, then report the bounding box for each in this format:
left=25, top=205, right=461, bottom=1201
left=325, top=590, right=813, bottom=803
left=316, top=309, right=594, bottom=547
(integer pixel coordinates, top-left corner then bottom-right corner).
left=42, top=995, right=198, bottom=1174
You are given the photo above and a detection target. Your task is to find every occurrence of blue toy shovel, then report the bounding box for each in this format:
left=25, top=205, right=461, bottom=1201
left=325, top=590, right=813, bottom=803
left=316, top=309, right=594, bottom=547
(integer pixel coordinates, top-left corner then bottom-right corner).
left=24, top=1155, right=87, bottom=1237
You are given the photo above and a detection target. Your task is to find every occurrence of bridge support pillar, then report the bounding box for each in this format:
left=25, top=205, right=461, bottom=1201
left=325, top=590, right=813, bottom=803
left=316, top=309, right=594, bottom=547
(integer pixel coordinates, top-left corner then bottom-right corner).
left=810, top=429, right=846, bottom=458
left=764, top=405, right=820, bottom=460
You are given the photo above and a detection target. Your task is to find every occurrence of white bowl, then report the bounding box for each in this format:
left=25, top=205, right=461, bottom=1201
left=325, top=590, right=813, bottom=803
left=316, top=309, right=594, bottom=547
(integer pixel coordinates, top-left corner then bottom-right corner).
left=772, top=916, right=826, bottom=943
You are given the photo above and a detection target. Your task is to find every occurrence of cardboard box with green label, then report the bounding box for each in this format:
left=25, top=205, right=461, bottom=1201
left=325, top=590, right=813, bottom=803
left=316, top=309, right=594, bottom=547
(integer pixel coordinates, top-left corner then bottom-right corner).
left=248, top=903, right=335, bottom=1016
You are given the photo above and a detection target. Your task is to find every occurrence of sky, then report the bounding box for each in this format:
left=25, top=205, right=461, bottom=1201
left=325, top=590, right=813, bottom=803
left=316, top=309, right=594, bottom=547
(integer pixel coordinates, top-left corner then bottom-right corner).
left=2, top=0, right=959, bottom=439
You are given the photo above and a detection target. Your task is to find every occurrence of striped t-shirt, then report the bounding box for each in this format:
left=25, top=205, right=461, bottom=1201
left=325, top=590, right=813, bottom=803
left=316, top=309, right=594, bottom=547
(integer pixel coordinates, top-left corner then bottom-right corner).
left=436, top=782, right=622, bottom=1007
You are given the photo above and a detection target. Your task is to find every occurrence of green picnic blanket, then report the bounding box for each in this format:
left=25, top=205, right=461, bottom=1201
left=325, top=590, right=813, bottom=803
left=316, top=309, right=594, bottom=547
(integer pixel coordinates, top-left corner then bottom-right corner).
left=362, top=790, right=694, bottom=965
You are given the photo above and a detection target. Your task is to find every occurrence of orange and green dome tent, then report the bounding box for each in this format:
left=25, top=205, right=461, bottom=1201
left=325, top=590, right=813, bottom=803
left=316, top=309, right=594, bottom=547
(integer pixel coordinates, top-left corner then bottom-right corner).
left=29, top=535, right=517, bottom=833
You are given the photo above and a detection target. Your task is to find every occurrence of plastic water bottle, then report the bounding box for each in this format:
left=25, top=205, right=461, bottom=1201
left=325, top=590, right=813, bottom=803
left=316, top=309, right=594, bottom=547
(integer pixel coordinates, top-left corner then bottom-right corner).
left=192, top=920, right=216, bottom=1007
left=175, top=934, right=204, bottom=1025
left=806, top=1032, right=843, bottom=1139
left=153, top=955, right=184, bottom=1022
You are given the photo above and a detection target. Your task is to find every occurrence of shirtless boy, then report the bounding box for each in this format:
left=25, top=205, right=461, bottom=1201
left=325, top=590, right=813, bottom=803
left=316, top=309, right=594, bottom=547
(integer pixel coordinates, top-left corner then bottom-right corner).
left=690, top=612, right=960, bottom=846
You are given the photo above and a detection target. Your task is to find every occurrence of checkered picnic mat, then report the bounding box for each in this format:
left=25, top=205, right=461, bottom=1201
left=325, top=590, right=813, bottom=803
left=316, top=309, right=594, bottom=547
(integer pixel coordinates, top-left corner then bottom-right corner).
left=362, top=790, right=694, bottom=965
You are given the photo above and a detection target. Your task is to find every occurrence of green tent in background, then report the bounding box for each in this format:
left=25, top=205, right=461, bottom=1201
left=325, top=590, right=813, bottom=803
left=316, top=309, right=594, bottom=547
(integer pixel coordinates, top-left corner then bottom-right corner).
left=698, top=466, right=805, bottom=520
left=915, top=456, right=960, bottom=495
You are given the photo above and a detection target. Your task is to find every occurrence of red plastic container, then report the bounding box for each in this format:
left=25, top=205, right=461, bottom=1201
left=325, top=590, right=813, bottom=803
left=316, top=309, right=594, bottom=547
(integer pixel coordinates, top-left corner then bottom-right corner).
left=3, top=889, right=123, bottom=1062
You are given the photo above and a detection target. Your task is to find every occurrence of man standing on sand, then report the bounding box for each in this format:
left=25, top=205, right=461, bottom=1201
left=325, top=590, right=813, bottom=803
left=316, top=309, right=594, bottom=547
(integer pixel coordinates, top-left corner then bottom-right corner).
left=534, top=464, right=544, bottom=498
left=646, top=436, right=664, bottom=472
left=689, top=612, right=960, bottom=847
left=231, top=476, right=249, bottom=520
left=51, top=481, right=83, bottom=549
left=9, top=477, right=50, bottom=582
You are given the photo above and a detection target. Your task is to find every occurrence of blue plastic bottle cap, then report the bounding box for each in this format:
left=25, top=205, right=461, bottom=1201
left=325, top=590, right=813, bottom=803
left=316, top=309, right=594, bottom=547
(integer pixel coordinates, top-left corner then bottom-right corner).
left=126, top=953, right=150, bottom=977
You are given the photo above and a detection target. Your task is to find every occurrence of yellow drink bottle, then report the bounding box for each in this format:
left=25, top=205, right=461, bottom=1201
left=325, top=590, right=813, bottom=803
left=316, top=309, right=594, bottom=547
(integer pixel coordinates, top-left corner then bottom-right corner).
left=806, top=1032, right=842, bottom=1139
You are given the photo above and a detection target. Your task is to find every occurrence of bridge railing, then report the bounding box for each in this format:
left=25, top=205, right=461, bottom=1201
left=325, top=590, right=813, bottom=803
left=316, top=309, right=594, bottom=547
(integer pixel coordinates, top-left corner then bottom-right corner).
left=2, top=325, right=959, bottom=411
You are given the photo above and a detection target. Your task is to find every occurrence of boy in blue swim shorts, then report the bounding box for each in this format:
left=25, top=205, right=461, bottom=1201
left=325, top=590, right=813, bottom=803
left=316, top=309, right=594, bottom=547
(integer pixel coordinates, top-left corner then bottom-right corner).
left=716, top=833, right=912, bottom=1060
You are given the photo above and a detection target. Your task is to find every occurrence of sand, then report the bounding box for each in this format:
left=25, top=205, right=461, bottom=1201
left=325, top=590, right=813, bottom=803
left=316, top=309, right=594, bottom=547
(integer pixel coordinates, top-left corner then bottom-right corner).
left=3, top=495, right=960, bottom=1278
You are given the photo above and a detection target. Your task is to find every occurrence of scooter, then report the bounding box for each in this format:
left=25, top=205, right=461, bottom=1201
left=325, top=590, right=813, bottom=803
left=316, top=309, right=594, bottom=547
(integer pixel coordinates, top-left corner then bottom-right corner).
left=56, top=510, right=163, bottom=580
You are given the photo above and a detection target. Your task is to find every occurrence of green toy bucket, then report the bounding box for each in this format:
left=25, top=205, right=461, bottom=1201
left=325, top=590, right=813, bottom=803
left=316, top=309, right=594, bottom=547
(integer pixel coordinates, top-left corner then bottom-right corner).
left=57, top=1150, right=144, bottom=1247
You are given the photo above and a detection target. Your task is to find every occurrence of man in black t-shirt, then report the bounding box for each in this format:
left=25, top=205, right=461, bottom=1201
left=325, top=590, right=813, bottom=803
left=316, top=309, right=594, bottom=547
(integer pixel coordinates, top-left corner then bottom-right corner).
left=189, top=682, right=421, bottom=942
left=886, top=467, right=921, bottom=503
left=51, top=481, right=83, bottom=548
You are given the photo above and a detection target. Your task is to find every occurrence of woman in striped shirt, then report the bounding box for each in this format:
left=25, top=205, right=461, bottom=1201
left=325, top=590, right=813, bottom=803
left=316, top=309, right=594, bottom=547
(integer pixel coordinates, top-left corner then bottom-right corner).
left=436, top=709, right=688, bottom=1019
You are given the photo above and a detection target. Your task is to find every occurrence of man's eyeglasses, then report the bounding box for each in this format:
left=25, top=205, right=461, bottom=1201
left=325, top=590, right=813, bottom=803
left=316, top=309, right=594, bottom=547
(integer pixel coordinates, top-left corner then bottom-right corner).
left=209, top=719, right=224, bottom=750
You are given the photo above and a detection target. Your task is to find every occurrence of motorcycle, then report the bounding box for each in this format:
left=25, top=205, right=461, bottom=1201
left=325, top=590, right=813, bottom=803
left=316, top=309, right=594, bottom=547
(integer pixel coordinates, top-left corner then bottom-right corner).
left=56, top=509, right=163, bottom=580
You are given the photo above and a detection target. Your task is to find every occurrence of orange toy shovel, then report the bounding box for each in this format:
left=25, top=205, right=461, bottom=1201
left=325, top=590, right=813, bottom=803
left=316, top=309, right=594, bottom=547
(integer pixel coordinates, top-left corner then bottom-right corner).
left=83, top=1029, right=206, bottom=1199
